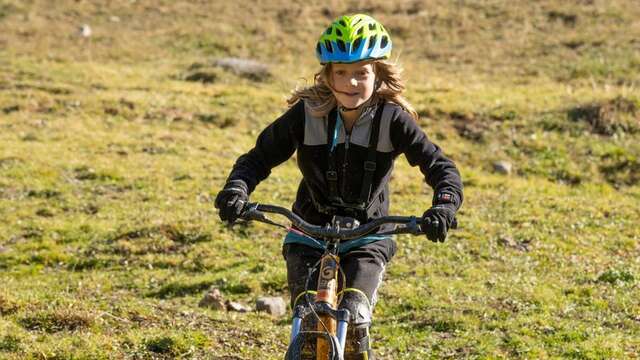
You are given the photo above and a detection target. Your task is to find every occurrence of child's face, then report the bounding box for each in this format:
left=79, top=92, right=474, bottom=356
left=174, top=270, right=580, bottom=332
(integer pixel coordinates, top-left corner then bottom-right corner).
left=329, top=61, right=376, bottom=110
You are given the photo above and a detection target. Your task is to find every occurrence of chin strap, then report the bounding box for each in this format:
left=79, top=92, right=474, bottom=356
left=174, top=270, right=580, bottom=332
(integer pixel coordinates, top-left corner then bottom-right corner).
left=339, top=104, right=360, bottom=112
left=338, top=92, right=379, bottom=113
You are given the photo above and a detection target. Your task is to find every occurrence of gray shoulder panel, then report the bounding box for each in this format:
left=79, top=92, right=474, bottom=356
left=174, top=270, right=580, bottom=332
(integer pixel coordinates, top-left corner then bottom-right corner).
left=376, top=104, right=395, bottom=153
left=303, top=104, right=328, bottom=146
left=348, top=104, right=395, bottom=153
left=302, top=102, right=396, bottom=153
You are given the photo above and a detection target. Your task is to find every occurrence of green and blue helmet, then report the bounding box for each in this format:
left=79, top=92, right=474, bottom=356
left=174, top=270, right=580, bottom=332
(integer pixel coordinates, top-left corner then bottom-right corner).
left=316, top=14, right=392, bottom=64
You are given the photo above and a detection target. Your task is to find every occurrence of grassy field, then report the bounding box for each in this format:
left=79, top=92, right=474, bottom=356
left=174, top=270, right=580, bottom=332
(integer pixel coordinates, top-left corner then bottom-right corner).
left=1, top=0, right=639, bottom=359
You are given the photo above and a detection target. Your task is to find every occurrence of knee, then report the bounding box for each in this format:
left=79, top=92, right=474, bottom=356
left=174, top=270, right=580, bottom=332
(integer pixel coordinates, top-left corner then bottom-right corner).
left=339, top=289, right=372, bottom=325
left=339, top=289, right=373, bottom=357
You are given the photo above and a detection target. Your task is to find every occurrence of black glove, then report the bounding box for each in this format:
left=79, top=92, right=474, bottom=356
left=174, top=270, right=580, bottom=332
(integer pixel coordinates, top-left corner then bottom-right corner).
left=421, top=203, right=457, bottom=243
left=214, top=180, right=249, bottom=224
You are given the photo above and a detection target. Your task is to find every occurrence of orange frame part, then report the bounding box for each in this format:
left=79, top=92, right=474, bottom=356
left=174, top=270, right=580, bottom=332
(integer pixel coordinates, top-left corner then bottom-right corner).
left=315, top=253, right=340, bottom=359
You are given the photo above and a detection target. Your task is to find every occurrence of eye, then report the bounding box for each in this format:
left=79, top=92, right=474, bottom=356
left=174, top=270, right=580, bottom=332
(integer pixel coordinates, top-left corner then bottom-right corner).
left=334, top=69, right=346, bottom=76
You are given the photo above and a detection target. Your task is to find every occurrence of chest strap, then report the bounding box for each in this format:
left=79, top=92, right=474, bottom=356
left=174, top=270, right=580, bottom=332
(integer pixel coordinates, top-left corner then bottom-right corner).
left=325, top=102, right=384, bottom=210
left=360, top=103, right=383, bottom=204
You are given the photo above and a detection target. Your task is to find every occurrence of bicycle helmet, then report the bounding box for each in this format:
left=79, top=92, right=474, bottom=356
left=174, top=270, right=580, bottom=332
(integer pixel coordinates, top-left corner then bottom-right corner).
left=316, top=14, right=392, bottom=64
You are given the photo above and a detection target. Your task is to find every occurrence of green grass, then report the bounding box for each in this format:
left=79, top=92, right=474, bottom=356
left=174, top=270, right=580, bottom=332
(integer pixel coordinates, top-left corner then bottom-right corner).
left=1, top=0, right=639, bottom=359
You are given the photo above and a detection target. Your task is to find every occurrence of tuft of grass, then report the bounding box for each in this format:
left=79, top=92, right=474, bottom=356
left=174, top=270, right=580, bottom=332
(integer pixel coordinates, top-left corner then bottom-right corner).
left=600, top=151, right=640, bottom=187
left=568, top=96, right=640, bottom=136
left=73, top=166, right=123, bottom=182
left=18, top=309, right=94, bottom=333
left=146, top=280, right=213, bottom=299
left=145, top=336, right=187, bottom=355
left=66, top=257, right=115, bottom=272
left=143, top=332, right=209, bottom=357
left=0, top=296, right=19, bottom=315
left=597, top=269, right=635, bottom=285
left=0, top=335, right=21, bottom=352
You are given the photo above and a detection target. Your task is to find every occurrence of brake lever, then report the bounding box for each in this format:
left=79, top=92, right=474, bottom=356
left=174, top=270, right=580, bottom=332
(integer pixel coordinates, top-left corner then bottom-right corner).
left=407, top=216, right=423, bottom=235
left=417, top=216, right=459, bottom=232
left=239, top=202, right=259, bottom=219
left=239, top=203, right=287, bottom=229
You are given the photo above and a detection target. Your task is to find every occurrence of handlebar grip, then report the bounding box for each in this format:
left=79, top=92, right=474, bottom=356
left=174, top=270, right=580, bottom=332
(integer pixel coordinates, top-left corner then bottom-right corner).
left=421, top=217, right=458, bottom=227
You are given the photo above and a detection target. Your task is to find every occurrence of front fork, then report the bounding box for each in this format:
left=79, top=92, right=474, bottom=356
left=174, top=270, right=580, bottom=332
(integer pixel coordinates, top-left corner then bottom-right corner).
left=316, top=254, right=339, bottom=356
left=290, top=304, right=351, bottom=357
left=289, top=252, right=350, bottom=358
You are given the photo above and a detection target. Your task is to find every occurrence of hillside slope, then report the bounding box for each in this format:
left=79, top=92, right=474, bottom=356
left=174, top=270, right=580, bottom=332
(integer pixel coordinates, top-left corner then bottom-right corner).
left=1, top=1, right=639, bottom=359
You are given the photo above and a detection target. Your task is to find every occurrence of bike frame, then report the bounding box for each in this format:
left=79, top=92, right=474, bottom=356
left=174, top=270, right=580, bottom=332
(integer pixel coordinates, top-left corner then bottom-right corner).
left=289, top=240, right=350, bottom=359
left=240, top=203, right=453, bottom=360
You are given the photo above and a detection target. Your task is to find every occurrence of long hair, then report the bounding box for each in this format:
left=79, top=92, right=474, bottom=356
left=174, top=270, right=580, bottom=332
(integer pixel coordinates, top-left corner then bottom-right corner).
left=286, top=60, right=419, bottom=121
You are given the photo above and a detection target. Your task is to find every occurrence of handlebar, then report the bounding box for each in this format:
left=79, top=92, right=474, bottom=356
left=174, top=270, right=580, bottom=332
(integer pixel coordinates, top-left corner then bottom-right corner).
left=240, top=203, right=456, bottom=241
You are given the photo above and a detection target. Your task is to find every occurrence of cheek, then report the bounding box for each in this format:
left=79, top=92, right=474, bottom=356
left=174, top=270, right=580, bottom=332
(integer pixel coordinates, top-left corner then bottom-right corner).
left=334, top=75, right=348, bottom=88
left=363, top=77, right=376, bottom=94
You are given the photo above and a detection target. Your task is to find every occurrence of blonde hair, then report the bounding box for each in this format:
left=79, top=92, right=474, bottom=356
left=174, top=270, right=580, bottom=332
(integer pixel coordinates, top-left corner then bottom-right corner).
left=287, top=60, right=419, bottom=121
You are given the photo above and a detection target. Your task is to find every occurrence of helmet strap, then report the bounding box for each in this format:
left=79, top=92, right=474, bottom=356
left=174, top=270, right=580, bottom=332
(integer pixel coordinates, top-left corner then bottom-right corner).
left=338, top=93, right=377, bottom=114
left=339, top=104, right=360, bottom=112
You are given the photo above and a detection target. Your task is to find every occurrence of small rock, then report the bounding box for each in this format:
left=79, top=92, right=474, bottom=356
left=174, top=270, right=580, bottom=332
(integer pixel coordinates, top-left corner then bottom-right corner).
left=31, top=119, right=47, bottom=127
left=497, top=236, right=531, bottom=252
left=109, top=16, right=121, bottom=23
left=199, top=287, right=225, bottom=310
left=497, top=236, right=517, bottom=248
left=226, top=300, right=251, bottom=313
left=256, top=296, right=286, bottom=317
left=79, top=24, right=92, bottom=38
left=212, top=57, right=271, bottom=82
left=493, top=161, right=512, bottom=175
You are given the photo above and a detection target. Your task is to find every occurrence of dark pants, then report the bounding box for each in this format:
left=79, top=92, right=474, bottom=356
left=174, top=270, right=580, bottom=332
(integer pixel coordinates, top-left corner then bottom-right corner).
left=282, top=238, right=397, bottom=310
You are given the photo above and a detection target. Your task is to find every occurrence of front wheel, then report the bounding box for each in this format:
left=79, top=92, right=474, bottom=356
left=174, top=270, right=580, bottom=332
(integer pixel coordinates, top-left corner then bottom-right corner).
left=284, top=331, right=343, bottom=360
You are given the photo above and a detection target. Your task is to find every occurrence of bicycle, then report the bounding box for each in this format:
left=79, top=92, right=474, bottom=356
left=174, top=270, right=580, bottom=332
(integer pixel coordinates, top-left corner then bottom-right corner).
left=239, top=202, right=456, bottom=360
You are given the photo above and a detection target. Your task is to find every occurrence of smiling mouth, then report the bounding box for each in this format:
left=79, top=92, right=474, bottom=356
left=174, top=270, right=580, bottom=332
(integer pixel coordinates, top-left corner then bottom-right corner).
left=337, top=90, right=359, bottom=97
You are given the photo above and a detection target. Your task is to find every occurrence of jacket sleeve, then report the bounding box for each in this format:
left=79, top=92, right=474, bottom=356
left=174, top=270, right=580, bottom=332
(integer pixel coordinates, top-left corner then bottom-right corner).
left=389, top=107, right=464, bottom=210
left=225, top=101, right=305, bottom=194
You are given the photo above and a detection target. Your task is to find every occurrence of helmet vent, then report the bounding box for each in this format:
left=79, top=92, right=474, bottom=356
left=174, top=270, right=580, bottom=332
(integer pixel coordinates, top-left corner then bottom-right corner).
left=357, top=27, right=363, bottom=36
left=353, top=37, right=362, bottom=51
left=316, top=43, right=321, bottom=55
left=339, top=19, right=347, bottom=27
left=336, top=28, right=342, bottom=37
left=325, top=40, right=333, bottom=53
left=368, top=35, right=377, bottom=50
left=337, top=40, right=346, bottom=52
left=369, top=23, right=376, bottom=31
left=380, top=35, right=388, bottom=48
left=325, top=27, right=332, bottom=35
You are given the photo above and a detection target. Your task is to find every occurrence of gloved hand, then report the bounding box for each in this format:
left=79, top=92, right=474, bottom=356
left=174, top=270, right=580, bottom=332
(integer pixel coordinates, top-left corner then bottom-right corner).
left=214, top=180, right=249, bottom=224
left=421, top=203, right=456, bottom=242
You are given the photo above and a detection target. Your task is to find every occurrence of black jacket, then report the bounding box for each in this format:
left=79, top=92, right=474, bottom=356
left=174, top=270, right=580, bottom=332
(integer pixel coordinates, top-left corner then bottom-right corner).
left=225, top=100, right=463, bottom=227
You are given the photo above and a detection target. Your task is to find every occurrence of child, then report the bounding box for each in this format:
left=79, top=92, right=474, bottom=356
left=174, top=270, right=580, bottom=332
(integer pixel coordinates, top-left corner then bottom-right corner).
left=215, top=14, right=463, bottom=359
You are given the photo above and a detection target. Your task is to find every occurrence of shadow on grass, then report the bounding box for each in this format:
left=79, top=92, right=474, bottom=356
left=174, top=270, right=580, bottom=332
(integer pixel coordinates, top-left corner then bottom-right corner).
left=66, top=257, right=115, bottom=271
left=110, top=224, right=211, bottom=245
left=147, top=278, right=252, bottom=299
